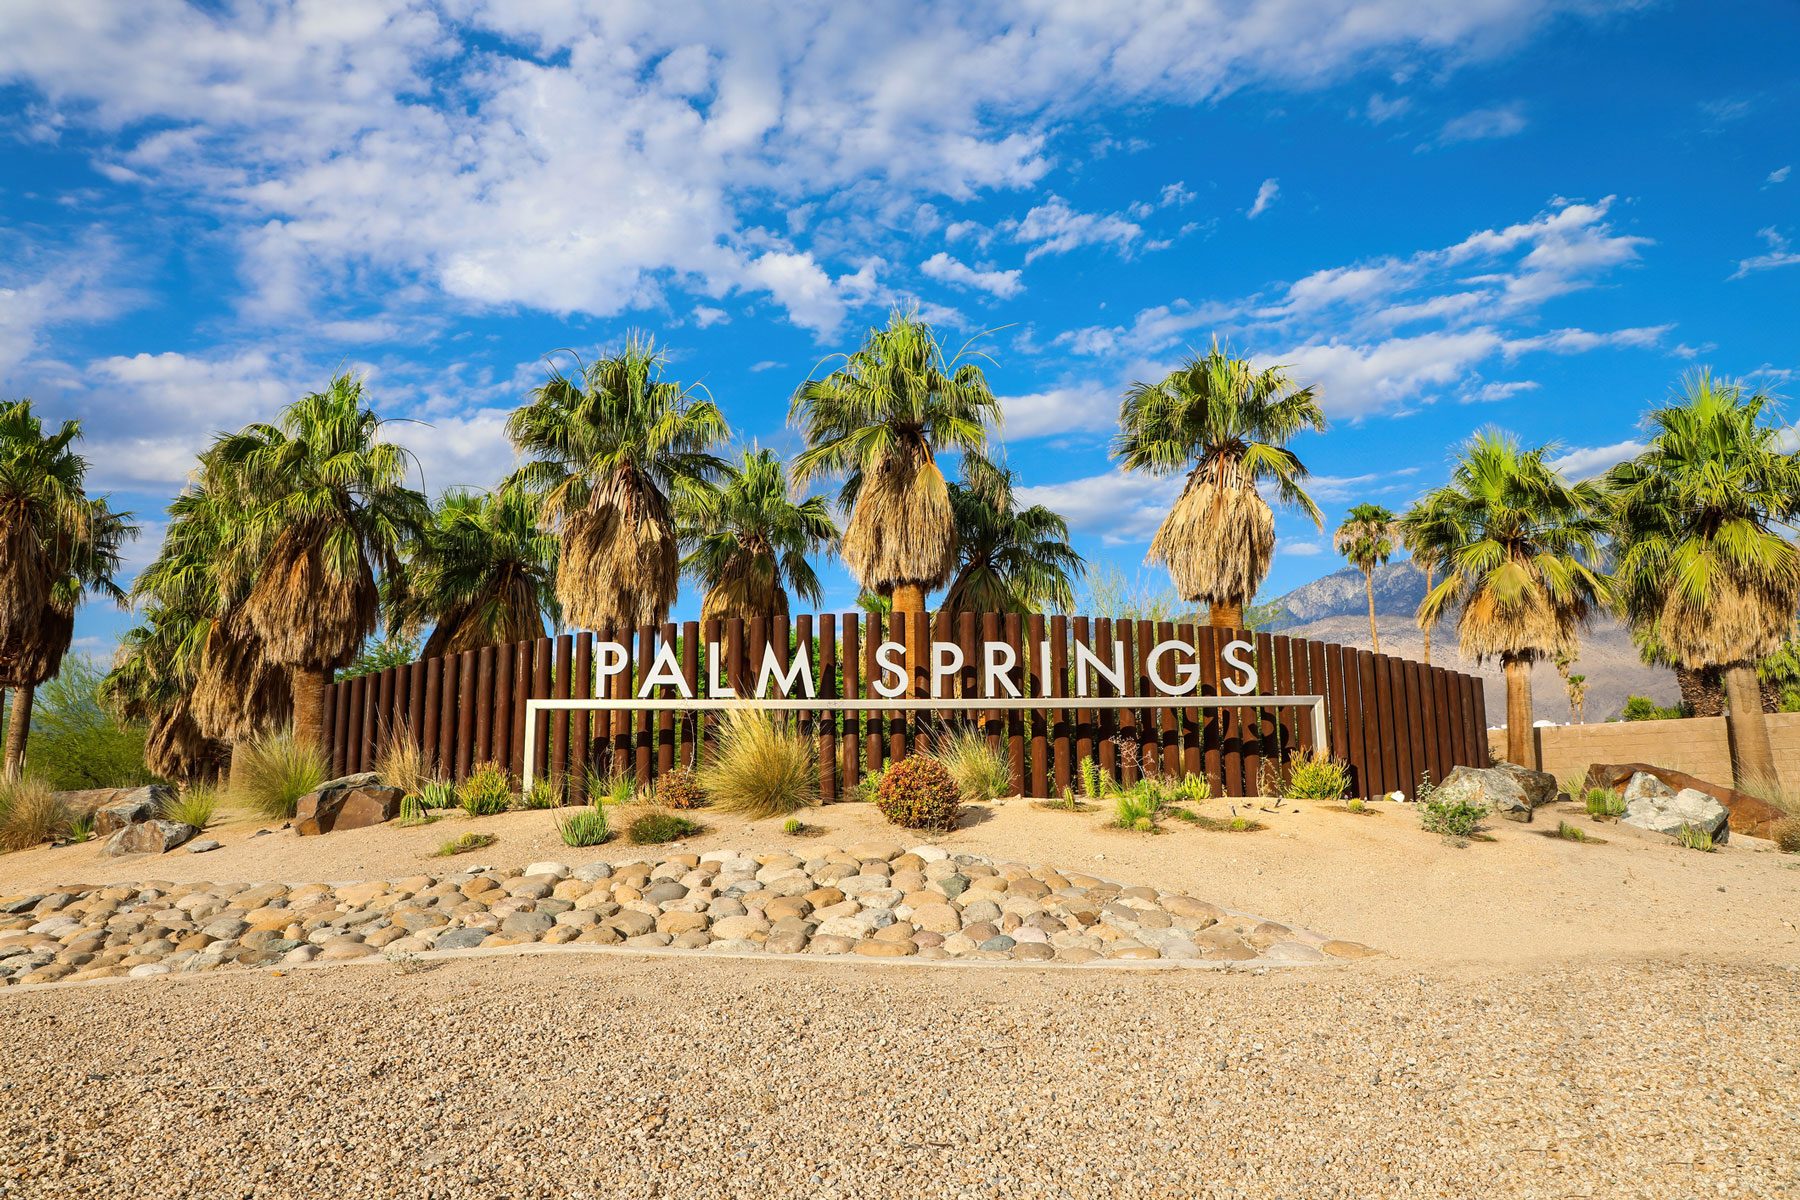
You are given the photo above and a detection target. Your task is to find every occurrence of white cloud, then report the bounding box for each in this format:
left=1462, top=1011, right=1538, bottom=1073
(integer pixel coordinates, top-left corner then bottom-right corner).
left=1365, top=93, right=1411, bottom=123
left=919, top=251, right=1022, bottom=299
left=1016, top=470, right=1179, bottom=546
left=1732, top=227, right=1800, bottom=278
left=1548, top=440, right=1645, bottom=480
left=1010, top=196, right=1143, bottom=262
left=1471, top=380, right=1538, bottom=402
left=1436, top=103, right=1527, bottom=145
left=406, top=409, right=518, bottom=495
left=1768, top=166, right=1791, bottom=184
left=1277, top=539, right=1323, bottom=556
left=999, top=384, right=1115, bottom=440
left=692, top=306, right=729, bottom=328
left=1159, top=181, right=1195, bottom=207
left=749, top=360, right=785, bottom=373
left=0, top=235, right=132, bottom=378
left=1248, top=178, right=1280, bottom=219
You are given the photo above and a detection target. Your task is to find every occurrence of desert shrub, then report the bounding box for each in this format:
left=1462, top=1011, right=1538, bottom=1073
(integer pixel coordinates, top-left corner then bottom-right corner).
left=458, top=761, right=512, bottom=816
left=516, top=777, right=562, bottom=810
left=854, top=761, right=889, bottom=804
left=652, top=765, right=706, bottom=810
left=1772, top=817, right=1800, bottom=854
left=1283, top=753, right=1350, bottom=801
left=1621, top=695, right=1684, bottom=721
left=1674, top=823, right=1715, bottom=852
left=162, top=786, right=217, bottom=830
left=874, top=754, right=962, bottom=831
left=397, top=794, right=439, bottom=827
left=1555, top=820, right=1589, bottom=842
left=699, top=711, right=817, bottom=818
left=417, top=780, right=457, bottom=809
left=1420, top=795, right=1488, bottom=843
left=556, top=804, right=611, bottom=847
left=1584, top=787, right=1625, bottom=819
left=932, top=731, right=1011, bottom=804
left=586, top=767, right=638, bottom=807
left=1172, top=773, right=1210, bottom=804
left=373, top=726, right=432, bottom=796
left=626, top=810, right=701, bottom=844
left=1110, top=779, right=1168, bottom=833
left=231, top=728, right=327, bottom=820
left=0, top=776, right=68, bottom=851
left=12, top=658, right=156, bottom=791
left=435, top=831, right=496, bottom=856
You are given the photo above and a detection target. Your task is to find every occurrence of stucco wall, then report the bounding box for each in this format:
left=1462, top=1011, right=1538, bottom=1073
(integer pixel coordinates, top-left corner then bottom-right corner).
left=1488, top=713, right=1800, bottom=786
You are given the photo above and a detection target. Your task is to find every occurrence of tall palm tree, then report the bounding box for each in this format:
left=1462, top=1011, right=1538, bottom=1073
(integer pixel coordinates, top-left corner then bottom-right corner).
left=679, top=447, right=836, bottom=622
left=209, top=374, right=427, bottom=755
left=390, top=487, right=560, bottom=657
left=790, top=308, right=999, bottom=624
left=1415, top=429, right=1608, bottom=767
left=509, top=335, right=728, bottom=631
left=1334, top=503, right=1397, bottom=652
left=1605, top=371, right=1800, bottom=785
left=1114, top=340, right=1325, bottom=628
left=1396, top=497, right=1449, bottom=664
left=943, top=461, right=1084, bottom=614
left=0, top=402, right=135, bottom=775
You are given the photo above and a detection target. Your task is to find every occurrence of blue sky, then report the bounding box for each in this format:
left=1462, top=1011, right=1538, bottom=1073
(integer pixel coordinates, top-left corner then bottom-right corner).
left=1, top=0, right=1796, bottom=658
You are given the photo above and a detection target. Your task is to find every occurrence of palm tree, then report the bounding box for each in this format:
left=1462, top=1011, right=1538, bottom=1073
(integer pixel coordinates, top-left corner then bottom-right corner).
left=1414, top=429, right=1608, bottom=767
left=0, top=402, right=135, bottom=775
left=790, top=308, right=999, bottom=624
left=509, top=335, right=728, bottom=632
left=1397, top=497, right=1449, bottom=664
left=390, top=487, right=560, bottom=657
left=101, top=606, right=229, bottom=783
left=679, top=447, right=835, bottom=622
left=208, top=374, right=427, bottom=755
left=943, top=461, right=1084, bottom=614
left=1114, top=340, right=1325, bottom=628
left=1605, top=371, right=1800, bottom=785
left=1565, top=673, right=1588, bottom=723
left=1334, top=503, right=1397, bottom=651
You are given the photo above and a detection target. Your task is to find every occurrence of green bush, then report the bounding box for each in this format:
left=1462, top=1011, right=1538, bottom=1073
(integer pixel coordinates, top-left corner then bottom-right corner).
left=1172, top=773, right=1210, bottom=804
left=931, top=731, right=1011, bottom=804
left=1110, top=780, right=1168, bottom=833
left=626, top=810, right=701, bottom=844
left=556, top=805, right=610, bottom=847
left=64, top=811, right=95, bottom=843
left=854, top=761, right=889, bottom=804
left=1420, top=796, right=1488, bottom=843
left=516, top=777, right=562, bottom=810
left=457, top=761, right=512, bottom=816
left=162, top=786, right=217, bottom=830
left=1621, top=695, right=1684, bottom=721
left=586, top=768, right=638, bottom=807
left=652, top=765, right=706, bottom=810
left=1555, top=820, right=1589, bottom=842
left=11, top=658, right=156, bottom=790
left=232, top=728, right=327, bottom=820
left=874, top=755, right=962, bottom=831
left=1283, top=753, right=1350, bottom=800
left=417, top=780, right=457, bottom=809
left=699, top=711, right=817, bottom=818
left=0, top=776, right=68, bottom=851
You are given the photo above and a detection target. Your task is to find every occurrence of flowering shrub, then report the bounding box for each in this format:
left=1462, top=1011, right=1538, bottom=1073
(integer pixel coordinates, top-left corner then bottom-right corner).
left=874, top=755, right=963, bottom=831
left=653, top=766, right=707, bottom=810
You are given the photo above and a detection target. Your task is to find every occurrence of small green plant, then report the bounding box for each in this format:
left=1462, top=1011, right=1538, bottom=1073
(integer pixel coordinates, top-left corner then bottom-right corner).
left=873, top=754, right=963, bottom=831
left=1182, top=809, right=1265, bottom=833
left=1584, top=787, right=1625, bottom=819
left=397, top=793, right=439, bottom=827
left=1283, top=753, right=1351, bottom=801
left=1420, top=795, right=1488, bottom=844
left=162, top=785, right=217, bottom=830
left=1078, top=755, right=1107, bottom=799
left=626, top=810, right=701, bottom=845
left=855, top=761, right=889, bottom=804
left=1674, top=823, right=1715, bottom=852
left=1171, top=773, right=1210, bottom=804
left=1555, top=820, right=1589, bottom=842
left=1346, top=797, right=1366, bottom=813
left=782, top=816, right=804, bottom=835
left=434, top=831, right=497, bottom=857
left=418, top=780, right=457, bottom=809
left=516, top=777, right=562, bottom=810
left=586, top=767, right=638, bottom=807
left=1110, top=779, right=1169, bottom=833
left=458, top=761, right=512, bottom=816
left=64, top=811, right=95, bottom=844
left=699, top=711, right=818, bottom=817
left=555, top=804, right=611, bottom=847
left=931, top=730, right=1012, bottom=804
left=230, top=727, right=327, bottom=820
left=651, top=765, right=706, bottom=810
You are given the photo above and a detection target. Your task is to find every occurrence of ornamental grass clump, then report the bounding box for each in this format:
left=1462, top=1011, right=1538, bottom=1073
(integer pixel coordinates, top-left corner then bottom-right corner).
left=651, top=765, right=706, bottom=810
left=373, top=726, right=431, bottom=796
left=458, top=761, right=512, bottom=817
left=516, top=777, right=562, bottom=810
left=1282, top=753, right=1351, bottom=801
left=1771, top=817, right=1800, bottom=854
left=0, top=776, right=68, bottom=852
left=932, top=730, right=1011, bottom=804
left=626, top=809, right=701, bottom=845
left=586, top=767, right=638, bottom=807
left=699, top=710, right=817, bottom=818
left=231, top=728, right=327, bottom=820
left=556, top=804, right=611, bottom=847
left=161, top=786, right=217, bottom=831
left=874, top=754, right=962, bottom=831
left=1110, top=779, right=1168, bottom=833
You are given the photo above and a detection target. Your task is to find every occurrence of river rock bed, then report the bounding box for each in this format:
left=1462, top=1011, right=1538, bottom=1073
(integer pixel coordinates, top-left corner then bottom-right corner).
left=0, top=842, right=1377, bottom=986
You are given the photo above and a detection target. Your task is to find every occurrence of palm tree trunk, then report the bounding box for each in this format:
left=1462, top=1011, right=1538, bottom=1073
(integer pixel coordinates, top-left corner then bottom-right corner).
left=1502, top=654, right=1532, bottom=767
left=3, top=683, right=33, bottom=778
left=892, top=582, right=927, bottom=697
left=1420, top=564, right=1433, bottom=664
left=1676, top=666, right=1724, bottom=717
left=1209, top=599, right=1243, bottom=629
left=1363, top=570, right=1380, bottom=653
left=1723, top=661, right=1777, bottom=786
left=291, top=666, right=329, bottom=758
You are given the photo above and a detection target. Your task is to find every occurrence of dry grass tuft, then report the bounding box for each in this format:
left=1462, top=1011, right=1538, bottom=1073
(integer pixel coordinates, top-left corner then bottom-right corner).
left=374, top=725, right=433, bottom=796
left=931, top=730, right=1011, bottom=804
left=698, top=710, right=817, bottom=817
left=162, top=786, right=218, bottom=830
left=230, top=728, right=327, bottom=820
left=0, top=777, right=68, bottom=852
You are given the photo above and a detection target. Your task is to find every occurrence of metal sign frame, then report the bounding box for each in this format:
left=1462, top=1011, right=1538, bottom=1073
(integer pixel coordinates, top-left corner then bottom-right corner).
left=521, top=694, right=1327, bottom=789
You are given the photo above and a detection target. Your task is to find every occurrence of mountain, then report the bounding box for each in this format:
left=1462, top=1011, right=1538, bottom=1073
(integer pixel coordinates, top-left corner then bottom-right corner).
left=1261, top=560, right=1675, bottom=724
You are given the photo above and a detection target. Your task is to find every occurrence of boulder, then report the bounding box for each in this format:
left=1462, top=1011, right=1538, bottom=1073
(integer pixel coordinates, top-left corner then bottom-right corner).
left=1622, top=784, right=1730, bottom=844
left=102, top=819, right=198, bottom=856
left=1431, top=762, right=1555, bottom=822
left=293, top=776, right=403, bottom=836
left=53, top=785, right=176, bottom=834
left=1584, top=763, right=1787, bottom=840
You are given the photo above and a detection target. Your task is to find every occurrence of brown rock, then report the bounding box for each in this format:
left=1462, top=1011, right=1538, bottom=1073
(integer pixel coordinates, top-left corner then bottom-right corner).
left=656, top=911, right=709, bottom=936
left=294, top=777, right=403, bottom=836
left=102, top=820, right=197, bottom=857
left=854, top=938, right=915, bottom=957
left=1322, top=940, right=1382, bottom=959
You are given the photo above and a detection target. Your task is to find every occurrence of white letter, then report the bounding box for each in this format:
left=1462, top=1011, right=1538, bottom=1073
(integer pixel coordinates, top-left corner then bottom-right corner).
left=931, top=642, right=964, bottom=698
left=873, top=641, right=908, bottom=698
left=1073, top=639, right=1126, bottom=696
left=983, top=641, right=1021, bottom=698
left=706, top=641, right=735, bottom=698
left=1147, top=640, right=1199, bottom=695
left=595, top=641, right=629, bottom=692
left=637, top=641, right=692, bottom=699
left=1222, top=639, right=1259, bottom=695
left=757, top=642, right=816, bottom=698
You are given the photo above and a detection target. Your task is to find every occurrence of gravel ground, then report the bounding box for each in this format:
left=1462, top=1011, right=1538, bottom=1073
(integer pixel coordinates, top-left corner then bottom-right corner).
left=1, top=952, right=1794, bottom=1199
